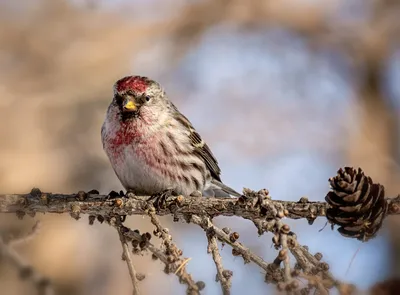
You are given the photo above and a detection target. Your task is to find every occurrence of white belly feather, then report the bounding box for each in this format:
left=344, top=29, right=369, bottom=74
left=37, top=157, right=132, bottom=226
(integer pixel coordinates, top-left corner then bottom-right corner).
left=112, top=144, right=175, bottom=195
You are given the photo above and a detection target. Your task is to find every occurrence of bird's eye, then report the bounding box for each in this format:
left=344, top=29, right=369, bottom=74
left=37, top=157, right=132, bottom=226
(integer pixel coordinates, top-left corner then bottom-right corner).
left=145, top=96, right=151, bottom=102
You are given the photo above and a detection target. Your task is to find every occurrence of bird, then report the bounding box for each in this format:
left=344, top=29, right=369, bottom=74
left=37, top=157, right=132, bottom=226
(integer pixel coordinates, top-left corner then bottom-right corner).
left=101, top=75, right=240, bottom=199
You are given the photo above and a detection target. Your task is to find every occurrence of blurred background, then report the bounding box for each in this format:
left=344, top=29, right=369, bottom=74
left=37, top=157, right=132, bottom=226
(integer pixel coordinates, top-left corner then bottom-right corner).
left=0, top=0, right=399, bottom=294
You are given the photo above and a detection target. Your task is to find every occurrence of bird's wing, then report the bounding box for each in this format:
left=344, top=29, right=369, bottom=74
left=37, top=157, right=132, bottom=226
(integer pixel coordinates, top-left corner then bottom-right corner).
left=101, top=123, right=106, bottom=149
left=172, top=107, right=222, bottom=181
left=189, top=127, right=222, bottom=181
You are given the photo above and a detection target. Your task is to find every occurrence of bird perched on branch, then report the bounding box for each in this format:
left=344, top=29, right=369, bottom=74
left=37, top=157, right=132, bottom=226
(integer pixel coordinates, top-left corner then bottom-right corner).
left=101, top=76, right=240, bottom=199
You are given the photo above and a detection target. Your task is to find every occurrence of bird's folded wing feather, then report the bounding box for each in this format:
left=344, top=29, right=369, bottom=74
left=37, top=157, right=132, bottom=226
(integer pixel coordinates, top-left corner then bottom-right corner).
left=172, top=107, right=222, bottom=181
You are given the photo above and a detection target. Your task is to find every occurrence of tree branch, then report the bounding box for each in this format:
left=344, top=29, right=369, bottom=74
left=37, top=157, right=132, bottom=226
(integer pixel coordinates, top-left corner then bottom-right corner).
left=2, top=190, right=398, bottom=221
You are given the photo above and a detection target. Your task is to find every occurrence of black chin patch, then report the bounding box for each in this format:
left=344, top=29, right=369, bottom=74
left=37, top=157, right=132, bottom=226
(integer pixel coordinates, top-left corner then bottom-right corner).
left=121, top=111, right=139, bottom=122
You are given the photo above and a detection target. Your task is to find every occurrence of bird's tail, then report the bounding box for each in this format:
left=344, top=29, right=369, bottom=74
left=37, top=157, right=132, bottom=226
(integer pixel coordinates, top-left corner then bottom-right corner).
left=206, top=179, right=241, bottom=198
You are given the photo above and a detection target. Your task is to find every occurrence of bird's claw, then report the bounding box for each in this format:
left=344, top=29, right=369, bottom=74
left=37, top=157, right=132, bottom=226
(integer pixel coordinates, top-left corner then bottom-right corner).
left=148, top=189, right=177, bottom=210
left=106, top=190, right=121, bottom=200
left=125, top=189, right=136, bottom=197
left=190, top=190, right=202, bottom=198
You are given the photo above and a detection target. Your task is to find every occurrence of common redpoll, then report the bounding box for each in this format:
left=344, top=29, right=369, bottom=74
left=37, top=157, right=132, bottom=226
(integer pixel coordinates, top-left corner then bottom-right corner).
left=101, top=76, right=240, bottom=198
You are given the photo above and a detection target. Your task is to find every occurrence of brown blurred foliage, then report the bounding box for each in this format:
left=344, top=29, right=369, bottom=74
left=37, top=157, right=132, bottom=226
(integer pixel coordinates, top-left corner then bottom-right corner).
left=0, top=0, right=399, bottom=294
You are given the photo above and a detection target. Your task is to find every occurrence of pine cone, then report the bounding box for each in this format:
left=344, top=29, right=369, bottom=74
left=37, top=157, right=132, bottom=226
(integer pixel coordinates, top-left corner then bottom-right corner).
left=325, top=167, right=387, bottom=241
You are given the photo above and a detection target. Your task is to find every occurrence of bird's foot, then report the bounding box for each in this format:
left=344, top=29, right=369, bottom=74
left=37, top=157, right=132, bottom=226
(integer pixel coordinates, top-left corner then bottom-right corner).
left=125, top=189, right=136, bottom=198
left=190, top=190, right=202, bottom=198
left=148, top=189, right=177, bottom=210
left=106, top=190, right=124, bottom=200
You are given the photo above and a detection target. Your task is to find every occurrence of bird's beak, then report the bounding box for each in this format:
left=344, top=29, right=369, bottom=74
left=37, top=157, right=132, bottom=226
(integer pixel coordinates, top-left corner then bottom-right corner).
left=123, top=98, right=137, bottom=112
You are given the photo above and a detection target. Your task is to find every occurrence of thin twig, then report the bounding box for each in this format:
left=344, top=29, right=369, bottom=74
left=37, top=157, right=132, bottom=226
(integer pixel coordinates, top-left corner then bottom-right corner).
left=147, top=207, right=200, bottom=294
left=279, top=228, right=292, bottom=283
left=111, top=218, right=140, bottom=295
left=174, top=258, right=192, bottom=275
left=288, top=234, right=346, bottom=293
left=345, top=246, right=362, bottom=276
left=9, top=221, right=41, bottom=247
left=191, top=215, right=270, bottom=271
left=207, top=234, right=231, bottom=295
left=121, top=226, right=201, bottom=293
left=0, top=225, right=53, bottom=295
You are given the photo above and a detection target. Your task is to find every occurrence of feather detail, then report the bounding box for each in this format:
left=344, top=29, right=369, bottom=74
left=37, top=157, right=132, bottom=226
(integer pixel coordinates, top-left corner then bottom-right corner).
left=172, top=107, right=222, bottom=181
left=210, top=179, right=241, bottom=197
